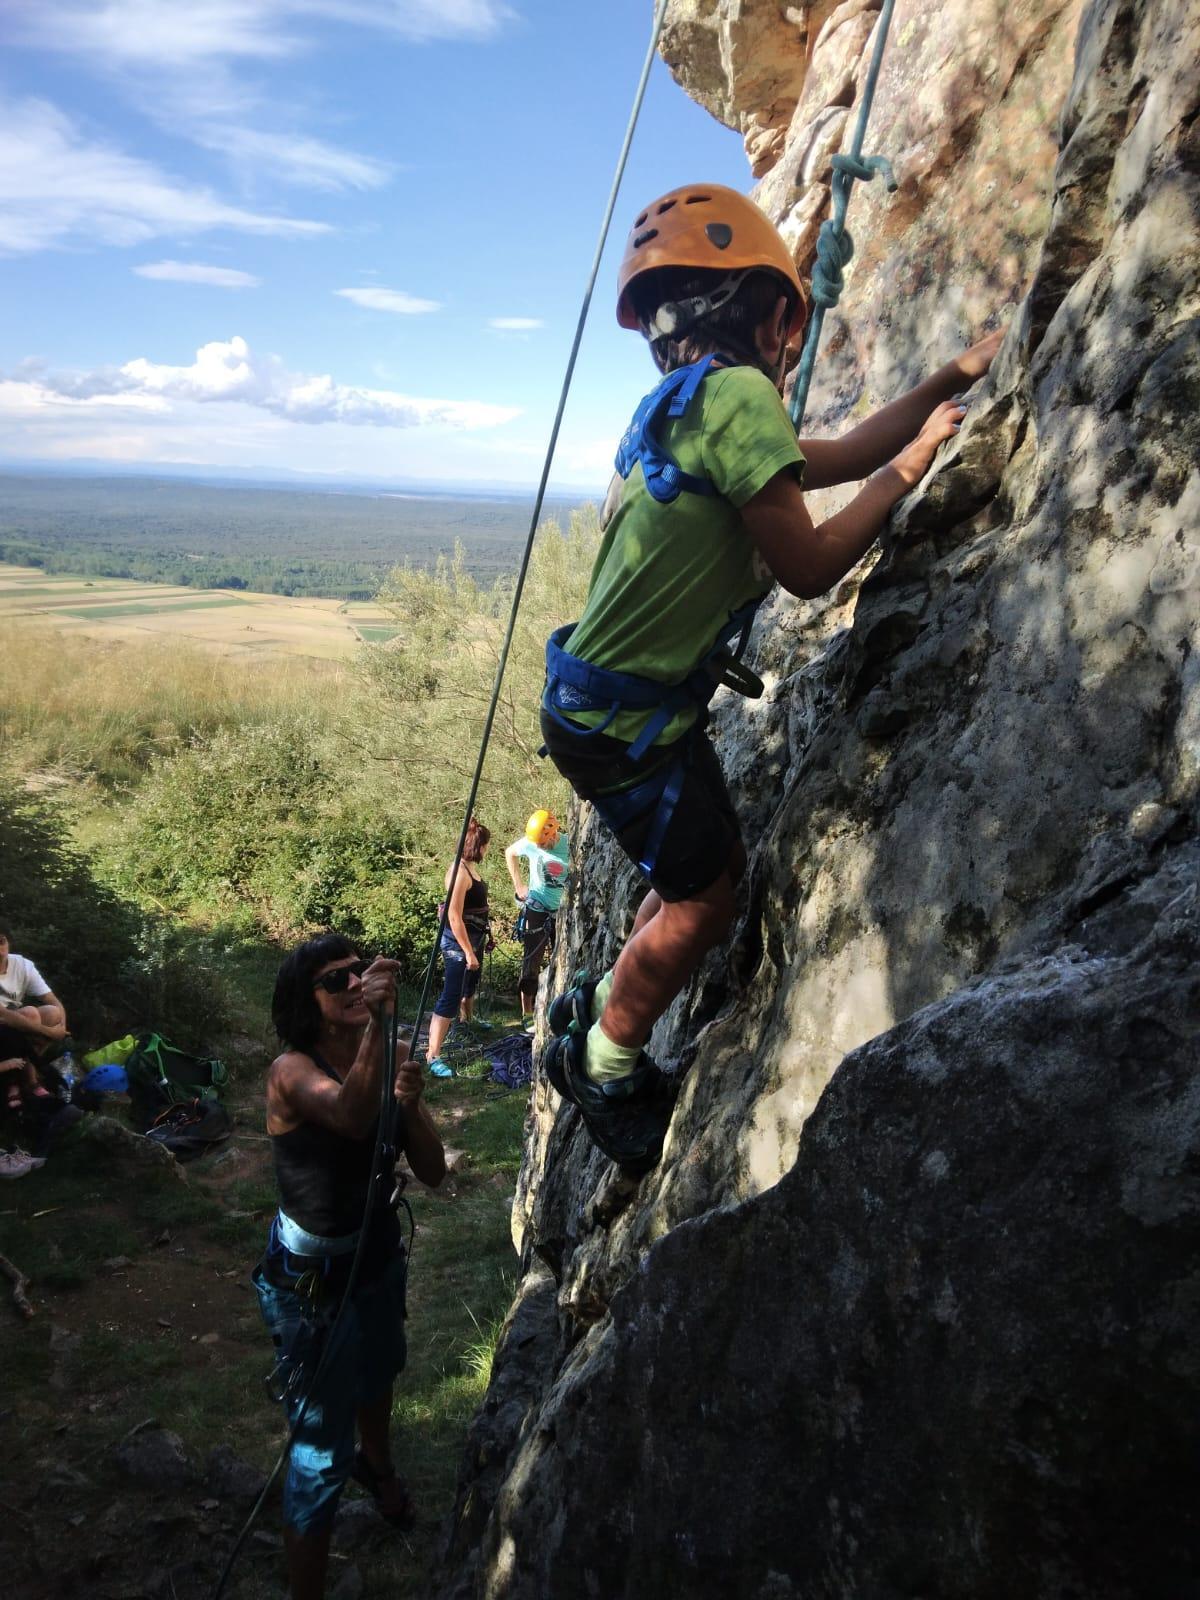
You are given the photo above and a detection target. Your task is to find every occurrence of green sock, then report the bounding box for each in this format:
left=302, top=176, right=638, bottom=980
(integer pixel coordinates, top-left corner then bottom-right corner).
left=585, top=1019, right=641, bottom=1085
left=590, top=970, right=614, bottom=1023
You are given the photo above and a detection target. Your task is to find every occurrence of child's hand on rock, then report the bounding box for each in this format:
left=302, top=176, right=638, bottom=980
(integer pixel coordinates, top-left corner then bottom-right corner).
left=956, top=327, right=1004, bottom=381
left=891, top=399, right=968, bottom=486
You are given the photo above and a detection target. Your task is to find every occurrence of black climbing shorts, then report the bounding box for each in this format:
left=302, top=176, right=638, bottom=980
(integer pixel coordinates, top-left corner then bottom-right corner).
left=540, top=711, right=741, bottom=903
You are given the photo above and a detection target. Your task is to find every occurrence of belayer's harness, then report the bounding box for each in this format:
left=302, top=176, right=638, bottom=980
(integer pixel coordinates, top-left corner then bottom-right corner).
left=542, top=355, right=765, bottom=879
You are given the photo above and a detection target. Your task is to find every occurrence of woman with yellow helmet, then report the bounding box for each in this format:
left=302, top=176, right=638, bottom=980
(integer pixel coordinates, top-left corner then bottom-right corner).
left=504, top=809, right=570, bottom=1032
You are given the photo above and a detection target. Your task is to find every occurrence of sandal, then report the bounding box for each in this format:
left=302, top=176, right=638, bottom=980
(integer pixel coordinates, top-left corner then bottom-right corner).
left=350, top=1448, right=416, bottom=1529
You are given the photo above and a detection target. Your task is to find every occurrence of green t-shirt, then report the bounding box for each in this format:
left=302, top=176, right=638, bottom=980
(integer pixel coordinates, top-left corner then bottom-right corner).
left=563, top=364, right=805, bottom=747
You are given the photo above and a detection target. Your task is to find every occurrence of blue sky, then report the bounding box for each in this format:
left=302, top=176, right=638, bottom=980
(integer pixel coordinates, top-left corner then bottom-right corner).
left=0, top=1, right=751, bottom=490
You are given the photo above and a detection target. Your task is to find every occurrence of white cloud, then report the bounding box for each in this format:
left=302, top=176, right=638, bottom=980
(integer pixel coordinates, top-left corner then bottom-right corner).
left=0, top=95, right=328, bottom=255
left=490, top=317, right=544, bottom=331
left=8, top=336, right=521, bottom=431
left=335, top=287, right=440, bottom=315
left=9, top=1, right=517, bottom=67
left=190, top=127, right=392, bottom=192
left=7, top=4, right=512, bottom=203
left=135, top=260, right=261, bottom=288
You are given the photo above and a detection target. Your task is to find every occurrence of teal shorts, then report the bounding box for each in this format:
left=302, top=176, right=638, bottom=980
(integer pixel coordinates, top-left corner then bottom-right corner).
left=254, top=1249, right=408, bottom=1534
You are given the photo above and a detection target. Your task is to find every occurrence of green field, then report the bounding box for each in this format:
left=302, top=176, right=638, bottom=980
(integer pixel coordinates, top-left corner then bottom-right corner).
left=62, top=595, right=250, bottom=619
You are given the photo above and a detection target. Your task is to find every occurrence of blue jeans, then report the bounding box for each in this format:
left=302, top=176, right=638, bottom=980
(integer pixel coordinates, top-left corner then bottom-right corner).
left=432, top=925, right=486, bottom=1019
left=254, top=1250, right=408, bottom=1534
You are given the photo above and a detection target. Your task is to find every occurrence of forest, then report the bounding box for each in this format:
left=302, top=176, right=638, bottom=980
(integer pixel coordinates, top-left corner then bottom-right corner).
left=0, top=473, right=588, bottom=597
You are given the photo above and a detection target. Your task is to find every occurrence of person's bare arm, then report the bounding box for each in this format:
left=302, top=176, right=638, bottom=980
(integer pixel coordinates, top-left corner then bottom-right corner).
left=798, top=331, right=1002, bottom=490
left=504, top=841, right=527, bottom=900
left=446, top=863, right=479, bottom=971
left=267, top=958, right=400, bottom=1139
left=742, top=400, right=966, bottom=598
left=393, top=1056, right=446, bottom=1187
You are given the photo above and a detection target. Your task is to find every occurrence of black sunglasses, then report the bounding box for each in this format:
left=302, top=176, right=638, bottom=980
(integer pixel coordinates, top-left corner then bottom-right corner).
left=313, top=958, right=369, bottom=994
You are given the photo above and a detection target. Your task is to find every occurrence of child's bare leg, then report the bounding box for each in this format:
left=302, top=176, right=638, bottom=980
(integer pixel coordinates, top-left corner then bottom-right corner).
left=630, top=890, right=662, bottom=938
left=601, top=858, right=739, bottom=1050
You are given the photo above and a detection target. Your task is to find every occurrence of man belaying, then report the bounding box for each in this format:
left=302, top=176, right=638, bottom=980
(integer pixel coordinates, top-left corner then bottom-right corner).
left=504, top=809, right=570, bottom=1032
left=540, top=182, right=1001, bottom=1174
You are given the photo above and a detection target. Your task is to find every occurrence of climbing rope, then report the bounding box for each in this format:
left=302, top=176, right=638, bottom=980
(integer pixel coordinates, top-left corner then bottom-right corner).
left=788, top=0, right=899, bottom=431
left=395, top=0, right=672, bottom=1087
left=211, top=6, right=671, bottom=1591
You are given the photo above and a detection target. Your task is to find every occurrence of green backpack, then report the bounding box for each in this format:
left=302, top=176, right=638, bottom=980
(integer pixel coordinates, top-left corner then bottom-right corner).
left=123, top=1031, right=228, bottom=1129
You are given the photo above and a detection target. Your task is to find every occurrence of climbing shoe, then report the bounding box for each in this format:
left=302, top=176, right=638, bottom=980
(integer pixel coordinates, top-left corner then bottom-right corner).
left=547, top=974, right=598, bottom=1038
left=542, top=1029, right=674, bottom=1176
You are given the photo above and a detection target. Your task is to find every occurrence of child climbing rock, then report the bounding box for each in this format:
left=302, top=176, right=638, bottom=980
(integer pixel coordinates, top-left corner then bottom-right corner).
left=540, top=183, right=1000, bottom=1173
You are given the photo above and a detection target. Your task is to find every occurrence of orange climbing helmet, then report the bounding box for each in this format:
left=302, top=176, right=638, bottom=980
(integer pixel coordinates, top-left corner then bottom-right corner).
left=616, top=183, right=808, bottom=339
left=526, top=809, right=559, bottom=848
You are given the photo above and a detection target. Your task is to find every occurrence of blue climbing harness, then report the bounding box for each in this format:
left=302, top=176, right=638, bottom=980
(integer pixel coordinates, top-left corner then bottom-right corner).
left=542, top=355, right=765, bottom=880
left=613, top=352, right=723, bottom=504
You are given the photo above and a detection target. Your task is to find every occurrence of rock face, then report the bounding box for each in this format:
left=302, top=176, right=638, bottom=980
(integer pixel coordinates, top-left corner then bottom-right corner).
left=436, top=0, right=1200, bottom=1593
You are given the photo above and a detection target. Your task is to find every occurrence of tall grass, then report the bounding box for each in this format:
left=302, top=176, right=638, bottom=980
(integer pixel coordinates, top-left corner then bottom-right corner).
left=1, top=622, right=349, bottom=786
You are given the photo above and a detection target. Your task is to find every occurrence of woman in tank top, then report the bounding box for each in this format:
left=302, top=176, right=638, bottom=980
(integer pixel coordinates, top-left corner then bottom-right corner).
left=426, top=817, right=491, bottom=1075
left=257, top=933, right=445, bottom=1600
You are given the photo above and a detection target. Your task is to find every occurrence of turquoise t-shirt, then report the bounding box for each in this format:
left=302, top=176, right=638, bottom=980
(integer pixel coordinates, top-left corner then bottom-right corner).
left=564, top=364, right=805, bottom=747
left=513, top=834, right=570, bottom=912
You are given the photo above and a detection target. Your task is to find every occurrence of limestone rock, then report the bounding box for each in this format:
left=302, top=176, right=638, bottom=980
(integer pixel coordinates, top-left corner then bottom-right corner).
left=205, top=1444, right=268, bottom=1508
left=450, top=850, right=1200, bottom=1597
left=659, top=1, right=817, bottom=177
left=113, top=1426, right=191, bottom=1489
left=440, top=0, right=1200, bottom=1591
left=80, top=1114, right=187, bottom=1179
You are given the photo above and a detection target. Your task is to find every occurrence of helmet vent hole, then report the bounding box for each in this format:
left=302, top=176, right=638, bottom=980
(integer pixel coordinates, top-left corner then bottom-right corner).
left=705, top=222, right=733, bottom=249
left=656, top=199, right=677, bottom=215
left=633, top=227, right=659, bottom=248
left=635, top=212, right=648, bottom=227
left=685, top=194, right=711, bottom=204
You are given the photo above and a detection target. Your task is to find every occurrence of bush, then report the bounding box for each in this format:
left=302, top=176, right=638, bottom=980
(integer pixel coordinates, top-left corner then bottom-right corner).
left=115, top=719, right=445, bottom=981
left=0, top=773, right=225, bottom=1045
left=358, top=509, right=600, bottom=872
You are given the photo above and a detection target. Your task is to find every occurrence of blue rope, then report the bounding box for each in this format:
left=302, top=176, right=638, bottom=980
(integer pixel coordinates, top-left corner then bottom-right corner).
left=788, top=0, right=900, bottom=431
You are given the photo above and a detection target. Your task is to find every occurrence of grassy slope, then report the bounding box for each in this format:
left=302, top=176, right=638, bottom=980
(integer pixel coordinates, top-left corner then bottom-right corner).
left=0, top=1001, right=528, bottom=1600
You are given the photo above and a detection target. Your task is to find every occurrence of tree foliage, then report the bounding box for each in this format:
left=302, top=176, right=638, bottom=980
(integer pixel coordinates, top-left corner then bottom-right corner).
left=357, top=509, right=600, bottom=870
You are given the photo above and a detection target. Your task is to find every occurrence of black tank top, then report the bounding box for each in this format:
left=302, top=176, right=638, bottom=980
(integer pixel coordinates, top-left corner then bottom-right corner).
left=464, top=872, right=487, bottom=914
left=270, top=1051, right=401, bottom=1276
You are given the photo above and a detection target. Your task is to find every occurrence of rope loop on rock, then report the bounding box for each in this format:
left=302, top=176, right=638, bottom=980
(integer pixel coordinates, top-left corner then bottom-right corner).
left=789, top=0, right=901, bottom=429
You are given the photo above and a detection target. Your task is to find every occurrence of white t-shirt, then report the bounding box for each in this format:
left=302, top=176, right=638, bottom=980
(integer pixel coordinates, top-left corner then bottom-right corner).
left=512, top=834, right=570, bottom=912
left=0, top=954, right=50, bottom=1010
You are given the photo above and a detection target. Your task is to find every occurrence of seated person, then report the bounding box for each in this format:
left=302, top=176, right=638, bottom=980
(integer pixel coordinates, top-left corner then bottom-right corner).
left=0, top=926, right=67, bottom=1110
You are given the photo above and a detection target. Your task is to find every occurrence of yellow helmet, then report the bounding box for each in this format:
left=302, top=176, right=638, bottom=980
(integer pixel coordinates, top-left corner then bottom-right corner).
left=526, top=809, right=559, bottom=848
